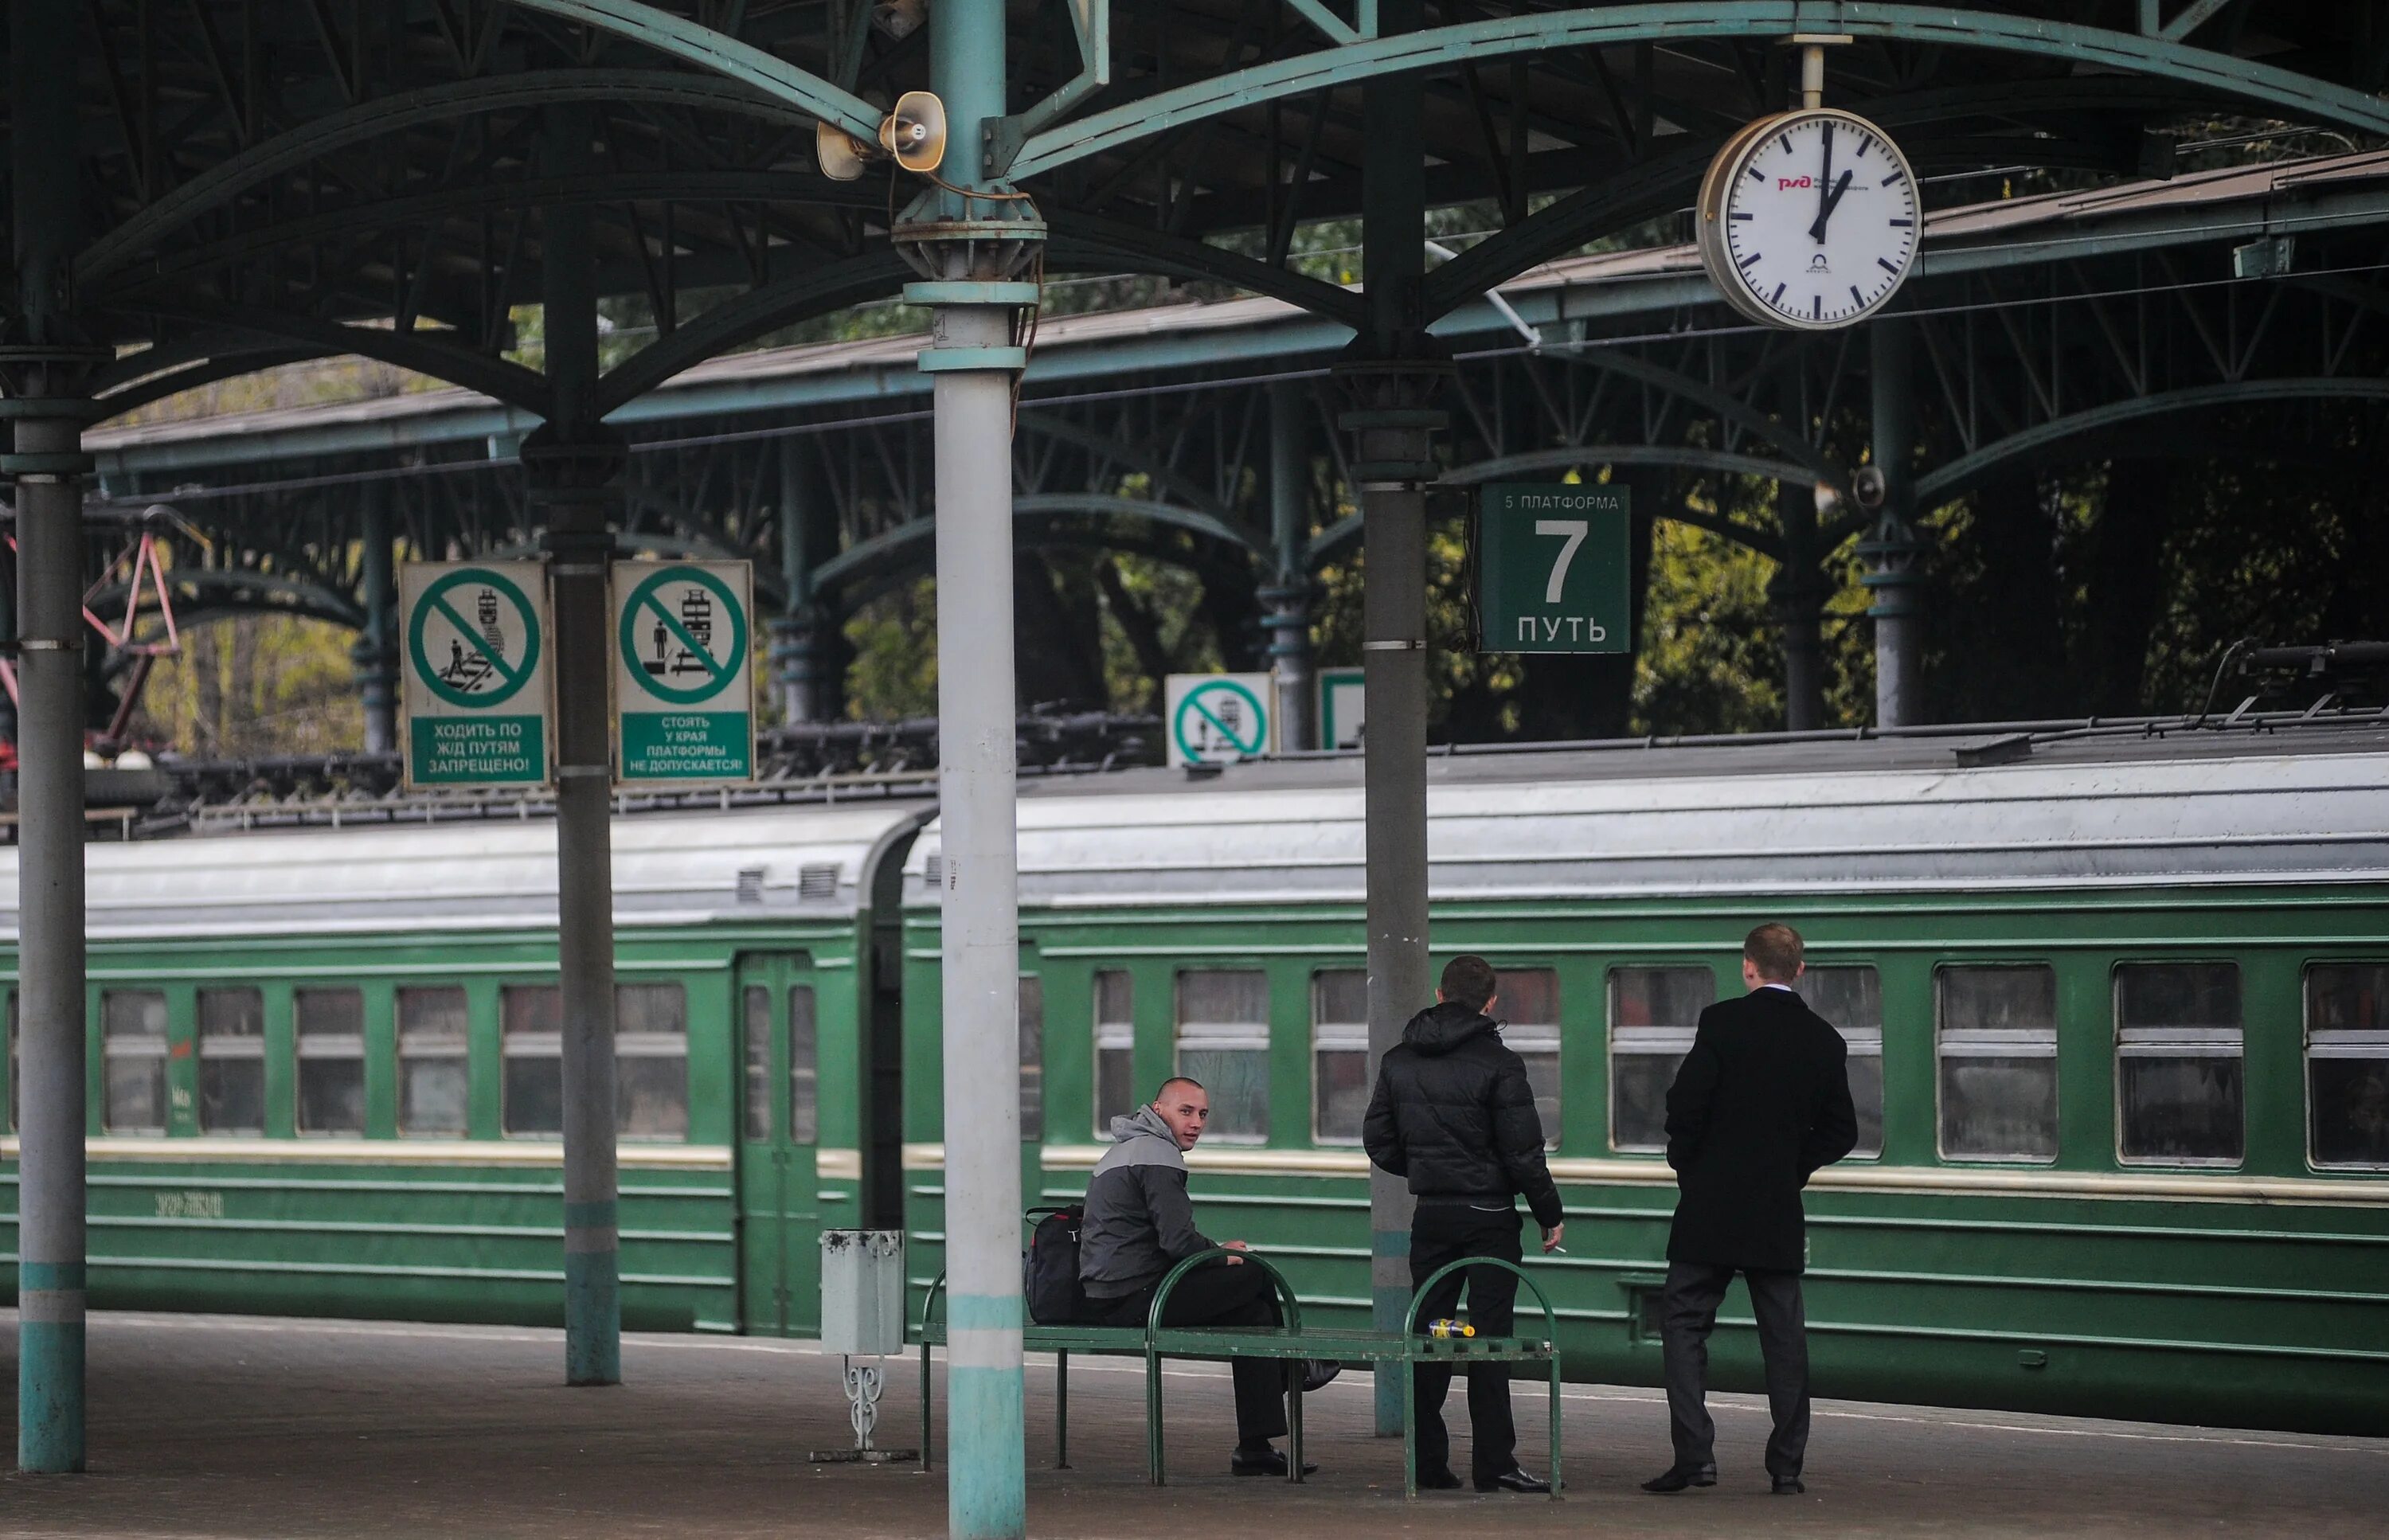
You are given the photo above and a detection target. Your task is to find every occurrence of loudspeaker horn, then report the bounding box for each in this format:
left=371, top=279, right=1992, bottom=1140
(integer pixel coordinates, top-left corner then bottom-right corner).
left=816, top=119, right=874, bottom=182
left=881, top=90, right=946, bottom=175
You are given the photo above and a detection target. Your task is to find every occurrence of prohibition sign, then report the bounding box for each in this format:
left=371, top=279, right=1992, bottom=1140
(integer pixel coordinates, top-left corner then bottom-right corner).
left=616, top=565, right=749, bottom=706
left=407, top=567, right=542, bottom=709
left=1172, top=678, right=1268, bottom=763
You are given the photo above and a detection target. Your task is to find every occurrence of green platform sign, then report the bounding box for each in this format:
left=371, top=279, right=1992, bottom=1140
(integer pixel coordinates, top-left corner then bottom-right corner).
left=1476, top=483, right=1632, bottom=654
left=400, top=561, right=551, bottom=788
left=612, top=561, right=755, bottom=783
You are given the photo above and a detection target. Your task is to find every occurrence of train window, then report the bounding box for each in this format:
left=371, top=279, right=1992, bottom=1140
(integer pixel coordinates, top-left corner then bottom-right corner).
left=1175, top=970, right=1269, bottom=1143
left=1499, top=968, right=1562, bottom=1151
left=1019, top=975, right=1045, bottom=1143
left=2306, top=963, right=2389, bottom=1169
left=1937, top=966, right=2059, bottom=1162
left=6, top=989, right=16, bottom=1134
left=1794, top=967, right=1885, bottom=1159
left=197, top=987, right=265, bottom=1135
left=2115, top=963, right=2244, bottom=1166
left=501, top=985, right=564, bottom=1137
left=616, top=983, right=688, bottom=1140
left=103, top=990, right=170, bottom=1133
left=1609, top=967, right=1714, bottom=1152
left=789, top=984, right=819, bottom=1144
left=1311, top=970, right=1370, bottom=1144
left=397, top=987, right=469, bottom=1137
left=742, top=987, right=772, bottom=1141
left=295, top=988, right=366, bottom=1135
left=1093, top=970, right=1135, bottom=1136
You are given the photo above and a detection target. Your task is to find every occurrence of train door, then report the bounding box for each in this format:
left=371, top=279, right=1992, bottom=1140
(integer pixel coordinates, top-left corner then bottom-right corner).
left=735, top=952, right=819, bottom=1335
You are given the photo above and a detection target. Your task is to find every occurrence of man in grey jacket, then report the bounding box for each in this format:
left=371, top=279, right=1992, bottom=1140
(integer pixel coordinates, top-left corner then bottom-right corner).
left=1081, top=1077, right=1334, bottom=1476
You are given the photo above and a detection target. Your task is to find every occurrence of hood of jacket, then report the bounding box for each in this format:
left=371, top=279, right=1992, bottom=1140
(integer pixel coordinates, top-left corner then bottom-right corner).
left=1402, top=999, right=1499, bottom=1057
left=1107, top=1101, right=1185, bottom=1155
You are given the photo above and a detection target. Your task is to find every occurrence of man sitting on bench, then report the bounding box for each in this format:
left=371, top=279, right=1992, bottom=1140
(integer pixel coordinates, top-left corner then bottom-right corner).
left=1080, top=1076, right=1339, bottom=1476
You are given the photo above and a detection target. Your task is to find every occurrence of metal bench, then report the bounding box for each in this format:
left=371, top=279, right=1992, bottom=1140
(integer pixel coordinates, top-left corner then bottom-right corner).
left=917, top=1248, right=1562, bottom=1498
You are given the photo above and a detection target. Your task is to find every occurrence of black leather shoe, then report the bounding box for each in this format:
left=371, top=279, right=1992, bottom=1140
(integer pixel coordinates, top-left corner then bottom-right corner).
left=1640, top=1464, right=1718, bottom=1493
left=1772, top=1476, right=1806, bottom=1495
left=1416, top=1468, right=1464, bottom=1490
left=1300, top=1358, right=1343, bottom=1392
left=1475, top=1467, right=1553, bottom=1494
left=1230, top=1448, right=1319, bottom=1477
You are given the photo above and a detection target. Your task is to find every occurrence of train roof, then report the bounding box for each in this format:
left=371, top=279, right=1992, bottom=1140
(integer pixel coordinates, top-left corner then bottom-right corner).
left=0, top=802, right=930, bottom=942
left=908, top=717, right=2389, bottom=909
left=4, top=717, right=2383, bottom=943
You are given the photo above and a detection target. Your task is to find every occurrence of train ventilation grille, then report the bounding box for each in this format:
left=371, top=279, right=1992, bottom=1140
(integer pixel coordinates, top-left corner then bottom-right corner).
left=797, top=863, right=842, bottom=900
left=735, top=868, right=767, bottom=905
left=923, top=854, right=942, bottom=885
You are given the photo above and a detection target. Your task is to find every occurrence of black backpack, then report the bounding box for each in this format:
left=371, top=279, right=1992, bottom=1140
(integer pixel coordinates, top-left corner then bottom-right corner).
left=1022, top=1205, right=1087, bottom=1326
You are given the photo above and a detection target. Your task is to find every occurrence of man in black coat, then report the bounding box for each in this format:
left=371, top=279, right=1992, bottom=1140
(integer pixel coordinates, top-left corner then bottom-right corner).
left=1643, top=923, right=1858, bottom=1498
left=1363, top=954, right=1566, bottom=1494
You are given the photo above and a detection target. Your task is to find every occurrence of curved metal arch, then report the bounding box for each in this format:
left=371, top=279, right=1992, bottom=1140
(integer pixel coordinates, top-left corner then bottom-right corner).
left=812, top=495, right=1265, bottom=593
left=94, top=348, right=328, bottom=421
left=1443, top=445, right=1816, bottom=494
left=1048, top=217, right=1366, bottom=327
left=77, top=71, right=839, bottom=283
left=100, top=172, right=888, bottom=301
left=831, top=526, right=1257, bottom=616
left=1011, top=6, right=2389, bottom=179
left=1568, top=348, right=1840, bottom=482
left=90, top=570, right=366, bottom=631
left=1015, top=414, right=1234, bottom=519
left=594, top=252, right=912, bottom=416
left=116, top=303, right=556, bottom=417
left=504, top=0, right=878, bottom=136
left=1913, top=378, right=2389, bottom=506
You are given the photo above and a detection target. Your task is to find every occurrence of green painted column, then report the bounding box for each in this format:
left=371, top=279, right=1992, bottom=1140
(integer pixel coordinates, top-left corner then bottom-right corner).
left=535, top=103, right=624, bottom=1390
left=7, top=0, right=102, bottom=1476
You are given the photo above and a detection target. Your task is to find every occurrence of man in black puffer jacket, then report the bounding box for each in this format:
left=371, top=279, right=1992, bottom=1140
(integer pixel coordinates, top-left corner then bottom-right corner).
left=1364, top=954, right=1566, bottom=1494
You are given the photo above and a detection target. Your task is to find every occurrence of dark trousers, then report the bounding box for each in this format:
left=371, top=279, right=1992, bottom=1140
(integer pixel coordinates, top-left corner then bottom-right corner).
left=1660, top=1261, right=1812, bottom=1479
left=1409, top=1203, right=1525, bottom=1481
left=1091, top=1260, right=1287, bottom=1444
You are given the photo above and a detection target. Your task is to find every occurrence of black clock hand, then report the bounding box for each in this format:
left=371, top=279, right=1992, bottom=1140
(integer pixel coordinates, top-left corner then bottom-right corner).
left=1813, top=123, right=1835, bottom=241
left=1808, top=168, right=1855, bottom=243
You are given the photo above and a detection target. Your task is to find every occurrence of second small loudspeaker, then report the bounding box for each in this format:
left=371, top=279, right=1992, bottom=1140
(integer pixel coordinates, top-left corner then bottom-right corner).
left=815, top=90, right=946, bottom=181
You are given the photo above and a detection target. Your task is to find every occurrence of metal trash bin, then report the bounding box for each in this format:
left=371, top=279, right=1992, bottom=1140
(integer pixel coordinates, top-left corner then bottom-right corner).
left=812, top=1229, right=916, bottom=1463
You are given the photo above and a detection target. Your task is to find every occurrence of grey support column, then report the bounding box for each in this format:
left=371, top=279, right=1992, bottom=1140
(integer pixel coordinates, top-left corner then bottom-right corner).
left=1343, top=0, right=1450, bottom=1440
left=354, top=482, right=398, bottom=754
left=534, top=104, right=622, bottom=1388
left=7, top=0, right=103, bottom=1474
left=1263, top=381, right=1315, bottom=752
left=1863, top=319, right=1925, bottom=728
left=893, top=2, right=1043, bottom=1532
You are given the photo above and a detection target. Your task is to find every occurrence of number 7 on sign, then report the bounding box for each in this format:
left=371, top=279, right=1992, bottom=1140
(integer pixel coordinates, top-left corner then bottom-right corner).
left=1535, top=519, right=1589, bottom=604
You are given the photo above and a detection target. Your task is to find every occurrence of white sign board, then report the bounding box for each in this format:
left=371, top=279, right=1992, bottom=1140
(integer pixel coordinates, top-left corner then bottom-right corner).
left=612, top=561, right=756, bottom=783
left=1317, top=666, right=1365, bottom=750
left=1165, top=673, right=1274, bottom=767
left=400, top=561, right=551, bottom=788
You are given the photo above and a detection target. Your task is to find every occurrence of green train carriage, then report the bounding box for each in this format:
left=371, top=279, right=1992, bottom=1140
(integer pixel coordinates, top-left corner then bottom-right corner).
left=0, top=803, right=930, bottom=1335
left=4, top=724, right=2386, bottom=1436
left=899, top=726, right=2389, bottom=1435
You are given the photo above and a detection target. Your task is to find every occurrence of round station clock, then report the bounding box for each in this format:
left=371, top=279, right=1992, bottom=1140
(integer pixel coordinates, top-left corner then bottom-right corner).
left=1697, top=108, right=1921, bottom=330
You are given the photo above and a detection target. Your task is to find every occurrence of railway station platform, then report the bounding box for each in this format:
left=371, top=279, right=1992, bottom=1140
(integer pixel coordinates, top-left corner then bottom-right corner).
left=2, top=1310, right=2383, bottom=1538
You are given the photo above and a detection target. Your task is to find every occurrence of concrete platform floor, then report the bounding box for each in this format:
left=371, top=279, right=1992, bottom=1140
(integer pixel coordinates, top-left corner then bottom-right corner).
left=2, top=1310, right=2384, bottom=1538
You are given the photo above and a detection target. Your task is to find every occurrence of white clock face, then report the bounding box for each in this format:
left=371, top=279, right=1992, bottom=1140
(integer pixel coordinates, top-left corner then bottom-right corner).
left=1711, top=111, right=1920, bottom=330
